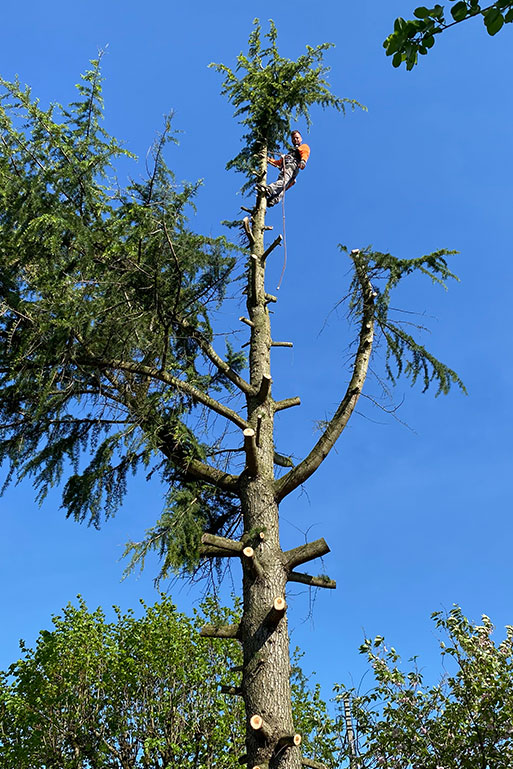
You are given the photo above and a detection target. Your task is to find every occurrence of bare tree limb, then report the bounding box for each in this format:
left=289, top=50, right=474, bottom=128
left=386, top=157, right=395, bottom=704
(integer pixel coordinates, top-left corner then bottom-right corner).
left=288, top=571, right=336, bottom=589
left=274, top=397, right=301, bottom=412
left=77, top=356, right=249, bottom=430
left=283, top=538, right=330, bottom=570
left=200, top=624, right=241, bottom=639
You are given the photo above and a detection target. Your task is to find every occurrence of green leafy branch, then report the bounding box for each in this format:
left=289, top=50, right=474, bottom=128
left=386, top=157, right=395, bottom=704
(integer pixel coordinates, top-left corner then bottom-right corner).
left=384, top=1, right=513, bottom=69
left=345, top=247, right=466, bottom=395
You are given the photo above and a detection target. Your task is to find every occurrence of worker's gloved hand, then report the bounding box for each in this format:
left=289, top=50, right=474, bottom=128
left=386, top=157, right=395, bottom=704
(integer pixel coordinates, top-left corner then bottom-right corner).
left=299, top=160, right=306, bottom=170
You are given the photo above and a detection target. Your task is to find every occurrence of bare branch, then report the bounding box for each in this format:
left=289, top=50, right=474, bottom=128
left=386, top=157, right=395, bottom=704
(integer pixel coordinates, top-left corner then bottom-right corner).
left=183, top=323, right=255, bottom=396
left=274, top=451, right=294, bottom=468
left=262, top=234, right=282, bottom=261
left=200, top=624, right=241, bottom=639
left=302, top=759, right=328, bottom=769
left=274, top=397, right=301, bottom=412
left=78, top=356, right=249, bottom=430
left=283, top=538, right=330, bottom=570
left=288, top=571, right=336, bottom=589
left=201, top=533, right=244, bottom=553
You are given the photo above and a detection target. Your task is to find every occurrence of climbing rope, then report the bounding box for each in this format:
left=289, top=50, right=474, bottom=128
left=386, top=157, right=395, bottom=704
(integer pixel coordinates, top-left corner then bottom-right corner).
left=276, top=154, right=288, bottom=290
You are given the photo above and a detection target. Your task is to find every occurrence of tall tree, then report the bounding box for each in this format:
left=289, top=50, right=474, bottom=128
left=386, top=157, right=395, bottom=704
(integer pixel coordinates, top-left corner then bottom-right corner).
left=0, top=21, right=463, bottom=769
left=384, top=1, right=513, bottom=69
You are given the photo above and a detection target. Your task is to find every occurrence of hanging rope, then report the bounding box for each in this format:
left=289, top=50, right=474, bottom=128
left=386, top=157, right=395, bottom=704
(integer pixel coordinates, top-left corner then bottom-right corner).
left=276, top=155, right=288, bottom=290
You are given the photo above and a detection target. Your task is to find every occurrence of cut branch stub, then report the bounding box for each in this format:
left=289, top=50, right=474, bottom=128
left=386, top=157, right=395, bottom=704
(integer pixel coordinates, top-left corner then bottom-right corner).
left=201, top=532, right=244, bottom=554
left=250, top=714, right=274, bottom=741
left=243, top=427, right=259, bottom=477
left=257, top=374, right=272, bottom=402
left=242, top=546, right=264, bottom=580
left=220, top=684, right=243, bottom=696
left=265, top=596, right=287, bottom=628
left=200, top=545, right=242, bottom=558
left=262, top=234, right=282, bottom=261
left=288, top=571, right=336, bottom=589
left=200, top=623, right=241, bottom=639
left=276, top=733, right=302, bottom=749
left=274, top=396, right=301, bottom=412
left=302, top=760, right=328, bottom=769
left=283, top=538, right=330, bottom=570
left=271, top=340, right=293, bottom=348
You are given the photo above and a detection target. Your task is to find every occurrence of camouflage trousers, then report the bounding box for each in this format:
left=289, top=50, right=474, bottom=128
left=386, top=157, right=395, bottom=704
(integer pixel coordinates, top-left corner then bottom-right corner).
left=265, top=158, right=300, bottom=207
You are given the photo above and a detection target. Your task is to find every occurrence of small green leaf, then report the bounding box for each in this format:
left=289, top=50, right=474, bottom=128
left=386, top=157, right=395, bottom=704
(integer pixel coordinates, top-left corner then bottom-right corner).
left=384, top=33, right=401, bottom=54
left=484, top=7, right=504, bottom=33
left=451, top=1, right=469, bottom=21
left=394, top=16, right=407, bottom=31
left=424, top=34, right=436, bottom=48
left=505, top=7, right=513, bottom=21
left=392, top=52, right=403, bottom=67
left=413, top=6, right=431, bottom=18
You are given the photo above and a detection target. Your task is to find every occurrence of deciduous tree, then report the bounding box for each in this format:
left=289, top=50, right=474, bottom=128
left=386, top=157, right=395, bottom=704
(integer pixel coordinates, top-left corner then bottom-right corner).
left=336, top=606, right=513, bottom=768
left=0, top=596, right=336, bottom=768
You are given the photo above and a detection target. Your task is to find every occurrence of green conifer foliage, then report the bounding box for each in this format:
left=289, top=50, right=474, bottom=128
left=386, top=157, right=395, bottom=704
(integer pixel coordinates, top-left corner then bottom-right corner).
left=0, top=57, right=243, bottom=553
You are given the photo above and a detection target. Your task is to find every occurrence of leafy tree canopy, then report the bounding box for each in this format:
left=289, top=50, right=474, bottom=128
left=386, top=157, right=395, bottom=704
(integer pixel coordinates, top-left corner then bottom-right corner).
left=0, top=595, right=337, bottom=769
left=336, top=606, right=513, bottom=767
left=385, top=1, right=513, bottom=69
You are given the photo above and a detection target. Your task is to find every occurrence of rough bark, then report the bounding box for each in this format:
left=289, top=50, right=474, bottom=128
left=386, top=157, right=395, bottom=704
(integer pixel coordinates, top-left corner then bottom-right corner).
left=201, top=149, right=374, bottom=769
left=237, top=145, right=302, bottom=769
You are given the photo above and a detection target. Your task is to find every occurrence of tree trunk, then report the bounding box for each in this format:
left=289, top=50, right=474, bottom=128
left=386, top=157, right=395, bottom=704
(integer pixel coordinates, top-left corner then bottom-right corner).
left=238, top=145, right=301, bottom=769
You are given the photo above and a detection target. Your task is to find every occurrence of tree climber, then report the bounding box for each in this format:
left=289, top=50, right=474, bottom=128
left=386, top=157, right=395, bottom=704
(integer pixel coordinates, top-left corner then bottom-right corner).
left=256, top=130, right=310, bottom=207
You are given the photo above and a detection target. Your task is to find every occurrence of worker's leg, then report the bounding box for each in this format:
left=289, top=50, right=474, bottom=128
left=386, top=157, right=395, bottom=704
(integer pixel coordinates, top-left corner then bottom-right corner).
left=266, top=162, right=297, bottom=206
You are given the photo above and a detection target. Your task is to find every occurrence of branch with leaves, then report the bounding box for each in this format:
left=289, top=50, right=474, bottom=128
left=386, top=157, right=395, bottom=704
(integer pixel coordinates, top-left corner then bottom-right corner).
left=385, top=1, right=513, bottom=69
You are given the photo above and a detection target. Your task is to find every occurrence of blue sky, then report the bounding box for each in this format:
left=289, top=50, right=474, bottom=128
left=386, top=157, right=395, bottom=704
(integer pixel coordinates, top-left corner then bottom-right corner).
left=1, top=0, right=512, bottom=709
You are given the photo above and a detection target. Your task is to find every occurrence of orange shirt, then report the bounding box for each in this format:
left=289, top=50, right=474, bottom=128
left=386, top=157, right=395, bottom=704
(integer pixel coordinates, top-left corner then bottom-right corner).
left=268, top=143, right=311, bottom=168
